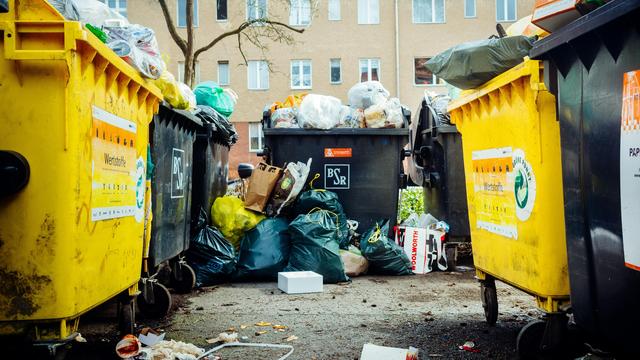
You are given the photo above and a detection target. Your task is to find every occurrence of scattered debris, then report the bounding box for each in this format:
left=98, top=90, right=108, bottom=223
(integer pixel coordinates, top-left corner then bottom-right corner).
left=459, top=341, right=480, bottom=353
left=206, top=332, right=238, bottom=344
left=284, top=335, right=298, bottom=342
left=255, top=331, right=268, bottom=336
left=226, top=327, right=236, bottom=332
left=255, top=321, right=272, bottom=326
left=360, top=344, right=419, bottom=360
left=115, top=335, right=141, bottom=359
left=138, top=328, right=166, bottom=347
left=74, top=334, right=87, bottom=343
left=197, top=342, right=294, bottom=360
left=195, top=306, right=204, bottom=311
left=272, top=325, right=287, bottom=330
left=147, top=340, right=204, bottom=360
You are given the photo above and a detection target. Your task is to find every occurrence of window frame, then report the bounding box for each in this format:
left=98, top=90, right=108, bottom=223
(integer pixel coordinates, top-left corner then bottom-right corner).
left=247, top=0, right=268, bottom=22
left=329, top=58, right=342, bottom=84
left=328, top=0, right=341, bottom=21
left=413, top=57, right=442, bottom=87
left=357, top=0, right=379, bottom=25
left=464, top=0, right=476, bottom=18
left=218, top=61, right=230, bottom=86
left=177, top=0, right=199, bottom=28
left=248, top=123, right=264, bottom=153
left=359, top=58, right=381, bottom=82
left=412, top=0, right=446, bottom=24
left=289, top=0, right=312, bottom=26
left=247, top=60, right=269, bottom=90
left=496, top=0, right=517, bottom=22
left=217, top=0, right=228, bottom=21
left=290, top=59, right=313, bottom=90
left=177, top=61, right=200, bottom=85
left=100, top=0, right=128, bottom=18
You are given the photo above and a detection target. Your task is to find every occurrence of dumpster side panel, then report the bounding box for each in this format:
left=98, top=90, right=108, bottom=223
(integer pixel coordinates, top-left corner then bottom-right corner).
left=0, top=5, right=160, bottom=328
left=450, top=61, right=569, bottom=299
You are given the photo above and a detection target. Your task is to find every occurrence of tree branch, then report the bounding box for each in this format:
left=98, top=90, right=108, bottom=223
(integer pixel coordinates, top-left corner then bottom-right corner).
left=158, top=0, right=187, bottom=54
left=194, top=19, right=305, bottom=59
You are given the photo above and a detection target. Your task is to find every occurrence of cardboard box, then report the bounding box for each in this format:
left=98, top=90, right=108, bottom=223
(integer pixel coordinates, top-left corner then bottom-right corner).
left=532, top=0, right=598, bottom=32
left=395, top=226, right=447, bottom=274
left=278, top=271, right=323, bottom=294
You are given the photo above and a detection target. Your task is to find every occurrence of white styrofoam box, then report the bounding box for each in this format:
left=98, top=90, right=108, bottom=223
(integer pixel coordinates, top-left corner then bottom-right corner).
left=277, top=271, right=323, bottom=294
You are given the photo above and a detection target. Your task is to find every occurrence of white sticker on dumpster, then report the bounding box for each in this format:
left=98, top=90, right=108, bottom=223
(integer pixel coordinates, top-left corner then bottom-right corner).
left=171, top=148, right=186, bottom=199
left=324, top=164, right=350, bottom=190
left=620, top=70, right=640, bottom=272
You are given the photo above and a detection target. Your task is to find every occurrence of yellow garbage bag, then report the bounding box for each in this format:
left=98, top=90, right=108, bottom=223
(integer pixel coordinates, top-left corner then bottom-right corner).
left=153, top=70, right=194, bottom=110
left=211, top=196, right=264, bottom=249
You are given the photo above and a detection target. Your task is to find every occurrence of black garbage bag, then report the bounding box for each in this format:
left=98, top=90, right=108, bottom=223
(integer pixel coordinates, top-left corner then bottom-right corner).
left=425, top=35, right=535, bottom=90
left=284, top=209, right=349, bottom=283
left=193, top=105, right=239, bottom=146
left=360, top=220, right=413, bottom=276
left=233, top=218, right=291, bottom=281
left=186, top=209, right=236, bottom=286
left=293, top=190, right=350, bottom=249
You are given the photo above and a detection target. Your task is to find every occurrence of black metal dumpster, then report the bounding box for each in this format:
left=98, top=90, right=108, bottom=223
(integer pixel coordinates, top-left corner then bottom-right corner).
left=189, top=118, right=230, bottom=230
left=408, top=96, right=469, bottom=241
left=530, top=0, right=640, bottom=356
left=138, top=104, right=201, bottom=318
left=261, top=111, right=410, bottom=233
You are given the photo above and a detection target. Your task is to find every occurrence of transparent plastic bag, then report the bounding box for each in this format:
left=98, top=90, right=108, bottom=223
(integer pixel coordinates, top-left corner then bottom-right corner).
left=348, top=81, right=390, bottom=110
left=270, top=108, right=299, bottom=128
left=74, top=0, right=128, bottom=27
left=47, top=0, right=80, bottom=20
left=337, top=106, right=364, bottom=128
left=194, top=81, right=238, bottom=118
left=178, top=83, right=197, bottom=110
left=106, top=25, right=164, bottom=79
left=297, top=94, right=342, bottom=130
left=364, top=98, right=404, bottom=129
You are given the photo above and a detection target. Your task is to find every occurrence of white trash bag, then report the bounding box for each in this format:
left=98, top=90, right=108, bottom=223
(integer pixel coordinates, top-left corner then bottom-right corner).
left=297, top=94, right=342, bottom=130
left=348, top=81, right=390, bottom=110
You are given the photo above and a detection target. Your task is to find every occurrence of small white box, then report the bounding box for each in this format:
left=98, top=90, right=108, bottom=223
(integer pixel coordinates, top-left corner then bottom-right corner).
left=277, top=271, right=323, bottom=294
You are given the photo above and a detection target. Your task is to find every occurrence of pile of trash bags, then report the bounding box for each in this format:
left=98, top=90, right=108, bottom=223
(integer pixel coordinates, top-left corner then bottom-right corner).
left=266, top=81, right=408, bottom=130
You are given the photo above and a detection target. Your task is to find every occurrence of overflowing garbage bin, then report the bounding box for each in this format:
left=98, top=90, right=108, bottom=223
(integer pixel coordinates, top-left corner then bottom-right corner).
left=530, top=0, right=640, bottom=356
left=0, top=0, right=161, bottom=346
left=408, top=95, right=469, bottom=241
left=138, top=104, right=200, bottom=319
left=449, top=59, right=570, bottom=357
left=261, top=110, right=410, bottom=233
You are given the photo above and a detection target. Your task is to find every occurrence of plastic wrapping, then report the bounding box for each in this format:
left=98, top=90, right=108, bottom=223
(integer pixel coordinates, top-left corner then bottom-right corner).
left=233, top=218, right=291, bottom=281
left=348, top=81, right=390, bottom=110
left=194, top=81, right=238, bottom=118
left=266, top=158, right=312, bottom=217
left=211, top=196, right=264, bottom=249
left=294, top=190, right=350, bottom=249
left=360, top=220, right=413, bottom=276
left=297, top=94, right=343, bottom=130
left=74, top=0, right=128, bottom=27
left=426, top=35, right=535, bottom=90
left=337, top=106, right=364, bottom=128
left=47, top=0, right=80, bottom=20
left=153, top=71, right=195, bottom=110
left=186, top=210, right=237, bottom=287
left=364, top=98, right=404, bottom=129
left=340, top=246, right=369, bottom=277
left=270, top=108, right=299, bottom=128
left=179, top=83, right=197, bottom=110
left=193, top=105, right=239, bottom=146
left=106, top=25, right=164, bottom=79
left=425, top=91, right=452, bottom=126
left=284, top=209, right=349, bottom=284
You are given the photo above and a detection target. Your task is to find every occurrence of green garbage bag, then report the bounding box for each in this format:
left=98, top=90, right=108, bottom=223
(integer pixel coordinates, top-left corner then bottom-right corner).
left=425, top=35, right=535, bottom=90
left=293, top=190, right=350, bottom=249
left=284, top=209, right=349, bottom=283
left=233, top=218, right=291, bottom=281
left=194, top=81, right=236, bottom=118
left=360, top=220, right=413, bottom=276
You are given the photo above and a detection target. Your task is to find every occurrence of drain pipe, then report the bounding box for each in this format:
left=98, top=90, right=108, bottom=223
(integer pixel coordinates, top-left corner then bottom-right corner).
left=394, top=0, right=400, bottom=99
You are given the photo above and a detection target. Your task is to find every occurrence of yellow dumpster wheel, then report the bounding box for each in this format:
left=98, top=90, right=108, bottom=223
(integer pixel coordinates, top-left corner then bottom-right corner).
left=480, top=278, right=498, bottom=326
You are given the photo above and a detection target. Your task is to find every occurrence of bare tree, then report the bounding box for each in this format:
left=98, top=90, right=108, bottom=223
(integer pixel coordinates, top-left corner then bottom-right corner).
left=157, top=0, right=311, bottom=87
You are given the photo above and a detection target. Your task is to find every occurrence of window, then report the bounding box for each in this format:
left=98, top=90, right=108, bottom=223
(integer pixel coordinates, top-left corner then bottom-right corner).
left=177, top=61, right=200, bottom=84
left=249, top=123, right=264, bottom=152
left=289, top=0, right=311, bottom=26
left=178, top=0, right=198, bottom=27
left=217, top=0, right=227, bottom=21
left=328, top=0, right=341, bottom=20
left=414, top=57, right=441, bottom=85
left=248, top=60, right=269, bottom=90
left=99, top=0, right=127, bottom=18
left=291, top=60, right=312, bottom=89
left=247, top=0, right=267, bottom=21
left=359, top=59, right=380, bottom=82
left=464, top=0, right=476, bottom=18
left=413, top=0, right=445, bottom=23
left=330, top=59, right=342, bottom=84
left=357, top=0, right=379, bottom=24
left=496, top=0, right=516, bottom=22
left=218, top=61, right=230, bottom=86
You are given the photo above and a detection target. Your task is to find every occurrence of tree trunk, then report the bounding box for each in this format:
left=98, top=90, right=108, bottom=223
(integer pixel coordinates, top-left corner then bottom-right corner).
left=184, top=45, right=195, bottom=88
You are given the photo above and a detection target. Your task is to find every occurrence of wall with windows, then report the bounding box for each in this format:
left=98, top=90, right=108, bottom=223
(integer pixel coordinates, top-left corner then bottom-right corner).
left=126, top=0, right=535, bottom=178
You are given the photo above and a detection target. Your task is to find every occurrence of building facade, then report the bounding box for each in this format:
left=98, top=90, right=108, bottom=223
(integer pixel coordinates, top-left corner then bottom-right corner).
left=119, top=0, right=535, bottom=177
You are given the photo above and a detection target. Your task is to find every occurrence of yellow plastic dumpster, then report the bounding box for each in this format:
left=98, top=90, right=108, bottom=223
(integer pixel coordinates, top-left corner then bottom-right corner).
left=0, top=0, right=161, bottom=345
left=448, top=59, right=570, bottom=356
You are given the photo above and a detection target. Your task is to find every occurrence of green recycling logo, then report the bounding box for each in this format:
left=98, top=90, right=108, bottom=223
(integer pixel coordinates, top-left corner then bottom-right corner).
left=512, top=149, right=536, bottom=221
